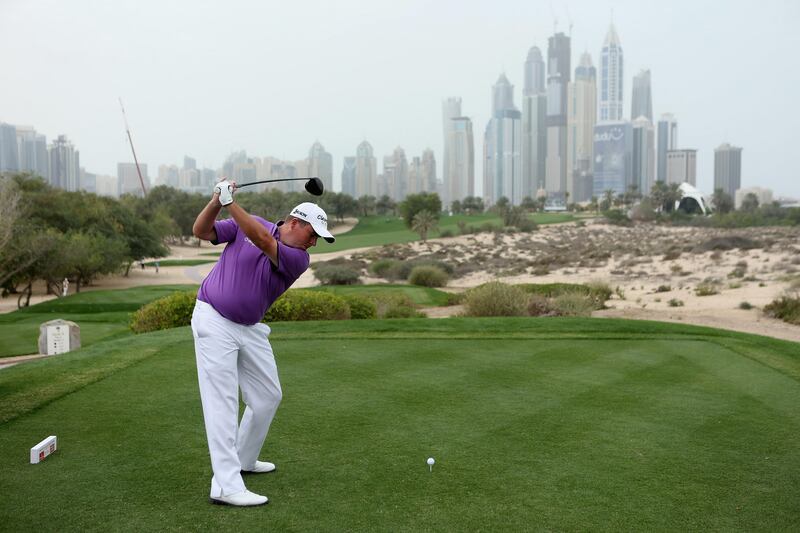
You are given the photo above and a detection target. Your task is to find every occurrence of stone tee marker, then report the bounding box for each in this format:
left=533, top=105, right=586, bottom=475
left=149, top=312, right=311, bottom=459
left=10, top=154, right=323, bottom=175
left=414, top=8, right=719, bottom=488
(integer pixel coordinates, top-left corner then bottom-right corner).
left=38, top=319, right=80, bottom=356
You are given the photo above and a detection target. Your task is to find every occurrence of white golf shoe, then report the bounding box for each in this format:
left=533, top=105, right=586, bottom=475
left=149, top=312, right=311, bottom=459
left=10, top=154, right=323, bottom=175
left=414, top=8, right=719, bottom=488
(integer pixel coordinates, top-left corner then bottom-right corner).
left=209, top=489, right=268, bottom=507
left=242, top=460, right=277, bottom=474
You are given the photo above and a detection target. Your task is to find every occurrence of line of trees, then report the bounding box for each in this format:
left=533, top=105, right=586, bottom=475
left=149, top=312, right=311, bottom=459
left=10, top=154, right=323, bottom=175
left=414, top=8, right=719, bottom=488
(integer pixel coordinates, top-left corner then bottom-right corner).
left=1, top=174, right=170, bottom=306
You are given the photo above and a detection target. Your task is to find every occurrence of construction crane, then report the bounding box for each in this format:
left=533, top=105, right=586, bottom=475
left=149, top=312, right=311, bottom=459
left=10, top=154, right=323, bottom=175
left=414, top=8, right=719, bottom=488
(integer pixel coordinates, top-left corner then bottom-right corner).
left=118, top=98, right=147, bottom=197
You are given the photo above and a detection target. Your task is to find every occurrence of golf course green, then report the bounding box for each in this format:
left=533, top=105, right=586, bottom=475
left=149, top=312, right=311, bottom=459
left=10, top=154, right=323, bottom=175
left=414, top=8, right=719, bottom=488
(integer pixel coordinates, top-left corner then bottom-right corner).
left=1, top=312, right=798, bottom=530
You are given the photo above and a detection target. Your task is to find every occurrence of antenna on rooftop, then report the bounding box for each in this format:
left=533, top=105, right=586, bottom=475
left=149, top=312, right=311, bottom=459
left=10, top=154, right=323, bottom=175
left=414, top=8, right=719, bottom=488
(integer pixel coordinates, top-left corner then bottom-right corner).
left=118, top=98, right=147, bottom=196
left=549, top=2, right=558, bottom=33
left=565, top=4, right=573, bottom=37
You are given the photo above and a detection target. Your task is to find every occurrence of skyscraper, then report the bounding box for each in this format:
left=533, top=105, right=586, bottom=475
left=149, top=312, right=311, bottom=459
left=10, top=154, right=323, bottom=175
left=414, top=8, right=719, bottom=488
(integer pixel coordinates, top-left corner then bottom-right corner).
left=600, top=24, right=623, bottom=122
left=631, top=69, right=653, bottom=122
left=421, top=148, right=437, bottom=193
left=714, top=143, right=743, bottom=198
left=341, top=156, right=356, bottom=197
left=50, top=135, right=81, bottom=191
left=631, top=116, right=655, bottom=195
left=484, top=74, right=522, bottom=206
left=545, top=32, right=571, bottom=196
left=447, top=117, right=474, bottom=205
left=593, top=121, right=632, bottom=197
left=657, top=114, right=678, bottom=182
left=355, top=141, right=377, bottom=197
left=0, top=122, right=19, bottom=173
left=388, top=146, right=408, bottom=201
left=522, top=45, right=547, bottom=197
left=158, top=164, right=180, bottom=188
left=442, top=97, right=462, bottom=208
left=308, top=141, right=333, bottom=192
left=15, top=126, right=48, bottom=180
left=117, top=161, right=148, bottom=197
left=567, top=52, right=597, bottom=202
left=442, top=98, right=474, bottom=208
left=666, top=149, right=697, bottom=186
left=408, top=156, right=422, bottom=196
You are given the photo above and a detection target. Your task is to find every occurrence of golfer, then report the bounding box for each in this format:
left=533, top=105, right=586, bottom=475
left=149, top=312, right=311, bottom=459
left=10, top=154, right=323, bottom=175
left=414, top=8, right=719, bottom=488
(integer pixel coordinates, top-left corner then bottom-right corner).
left=191, top=180, right=334, bottom=506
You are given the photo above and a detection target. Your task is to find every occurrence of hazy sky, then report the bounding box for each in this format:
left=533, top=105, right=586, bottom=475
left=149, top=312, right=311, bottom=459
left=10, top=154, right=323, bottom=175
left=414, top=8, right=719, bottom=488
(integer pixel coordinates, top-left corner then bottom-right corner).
left=2, top=0, right=798, bottom=197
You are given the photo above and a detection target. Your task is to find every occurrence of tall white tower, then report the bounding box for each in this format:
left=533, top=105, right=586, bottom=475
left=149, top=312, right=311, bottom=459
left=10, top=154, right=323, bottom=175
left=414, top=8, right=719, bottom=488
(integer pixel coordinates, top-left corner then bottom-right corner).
left=600, top=24, right=623, bottom=122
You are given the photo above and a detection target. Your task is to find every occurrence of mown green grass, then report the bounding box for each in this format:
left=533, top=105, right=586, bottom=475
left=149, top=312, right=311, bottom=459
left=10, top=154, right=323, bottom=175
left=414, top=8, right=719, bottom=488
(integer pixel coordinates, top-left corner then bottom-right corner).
left=0, top=285, right=197, bottom=358
left=310, top=284, right=452, bottom=307
left=1, top=317, right=798, bottom=530
left=313, top=213, right=575, bottom=254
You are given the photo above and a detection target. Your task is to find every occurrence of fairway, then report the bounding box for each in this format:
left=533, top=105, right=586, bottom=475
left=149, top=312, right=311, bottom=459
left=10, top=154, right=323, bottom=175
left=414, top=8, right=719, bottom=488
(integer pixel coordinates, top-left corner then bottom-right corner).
left=1, top=318, right=798, bottom=530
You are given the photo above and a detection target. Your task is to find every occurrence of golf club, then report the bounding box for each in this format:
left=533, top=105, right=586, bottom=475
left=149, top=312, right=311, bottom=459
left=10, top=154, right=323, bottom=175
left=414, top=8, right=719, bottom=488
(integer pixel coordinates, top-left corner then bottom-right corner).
left=236, top=176, right=324, bottom=196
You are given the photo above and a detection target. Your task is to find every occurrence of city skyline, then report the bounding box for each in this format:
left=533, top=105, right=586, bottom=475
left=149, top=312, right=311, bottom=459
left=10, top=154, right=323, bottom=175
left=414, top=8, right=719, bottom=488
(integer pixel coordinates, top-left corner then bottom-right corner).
left=1, top=1, right=797, bottom=197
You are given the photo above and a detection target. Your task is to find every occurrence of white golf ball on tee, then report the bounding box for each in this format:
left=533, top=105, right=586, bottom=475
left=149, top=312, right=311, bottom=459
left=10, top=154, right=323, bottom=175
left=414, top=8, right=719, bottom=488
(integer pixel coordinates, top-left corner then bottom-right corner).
left=427, top=457, right=435, bottom=466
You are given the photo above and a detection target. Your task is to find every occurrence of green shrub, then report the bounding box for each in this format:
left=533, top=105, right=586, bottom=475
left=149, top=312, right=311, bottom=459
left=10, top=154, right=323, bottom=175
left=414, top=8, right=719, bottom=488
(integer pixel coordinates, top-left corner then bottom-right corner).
left=264, top=290, right=350, bottom=322
left=463, top=282, right=528, bottom=317
left=313, top=264, right=361, bottom=285
left=668, top=298, right=685, bottom=307
left=695, top=282, right=719, bottom=296
left=656, top=285, right=672, bottom=293
left=738, top=301, right=754, bottom=310
left=341, top=294, right=377, bottom=319
left=366, top=292, right=423, bottom=318
left=395, top=259, right=454, bottom=280
left=764, top=295, right=800, bottom=325
left=517, top=282, right=610, bottom=309
left=445, top=292, right=465, bottom=305
left=408, top=266, right=449, bottom=287
left=438, top=229, right=454, bottom=238
left=369, top=259, right=400, bottom=278
left=550, top=291, right=597, bottom=317
left=130, top=290, right=196, bottom=333
left=602, top=209, right=632, bottom=226
left=527, top=293, right=552, bottom=316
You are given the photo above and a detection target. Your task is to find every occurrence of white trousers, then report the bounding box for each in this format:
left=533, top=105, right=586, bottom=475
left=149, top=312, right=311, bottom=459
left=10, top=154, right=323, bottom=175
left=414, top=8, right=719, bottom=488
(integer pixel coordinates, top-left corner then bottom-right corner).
left=191, top=300, right=282, bottom=497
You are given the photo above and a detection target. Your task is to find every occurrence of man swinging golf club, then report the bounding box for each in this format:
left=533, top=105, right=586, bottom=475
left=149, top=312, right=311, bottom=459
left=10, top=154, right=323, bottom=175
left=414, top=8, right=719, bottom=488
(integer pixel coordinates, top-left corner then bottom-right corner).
left=191, top=179, right=334, bottom=506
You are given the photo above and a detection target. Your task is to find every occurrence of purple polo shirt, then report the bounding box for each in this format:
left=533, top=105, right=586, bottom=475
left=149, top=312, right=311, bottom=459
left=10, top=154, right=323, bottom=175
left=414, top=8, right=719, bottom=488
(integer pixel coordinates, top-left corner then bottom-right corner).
left=197, top=216, right=310, bottom=325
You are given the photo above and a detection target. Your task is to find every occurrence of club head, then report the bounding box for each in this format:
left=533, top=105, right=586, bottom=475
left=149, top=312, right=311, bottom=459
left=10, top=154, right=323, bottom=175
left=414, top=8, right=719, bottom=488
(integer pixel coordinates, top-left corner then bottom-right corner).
left=305, top=177, right=324, bottom=196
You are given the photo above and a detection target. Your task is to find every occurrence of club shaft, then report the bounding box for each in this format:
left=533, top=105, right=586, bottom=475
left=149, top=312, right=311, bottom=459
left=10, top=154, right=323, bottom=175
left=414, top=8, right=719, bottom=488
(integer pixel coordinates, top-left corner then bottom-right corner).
left=237, top=177, right=315, bottom=188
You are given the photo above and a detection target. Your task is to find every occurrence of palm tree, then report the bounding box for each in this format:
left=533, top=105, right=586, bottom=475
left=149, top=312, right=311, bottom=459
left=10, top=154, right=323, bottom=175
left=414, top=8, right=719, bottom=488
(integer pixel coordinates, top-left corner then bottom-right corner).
left=650, top=181, right=667, bottom=212
left=665, top=183, right=682, bottom=212
left=602, top=189, right=615, bottom=211
left=411, top=210, right=438, bottom=243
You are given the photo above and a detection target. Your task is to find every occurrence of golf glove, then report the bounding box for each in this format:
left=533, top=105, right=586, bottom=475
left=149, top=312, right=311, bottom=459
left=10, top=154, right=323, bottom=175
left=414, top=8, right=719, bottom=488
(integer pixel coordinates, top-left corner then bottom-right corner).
left=214, top=180, right=234, bottom=206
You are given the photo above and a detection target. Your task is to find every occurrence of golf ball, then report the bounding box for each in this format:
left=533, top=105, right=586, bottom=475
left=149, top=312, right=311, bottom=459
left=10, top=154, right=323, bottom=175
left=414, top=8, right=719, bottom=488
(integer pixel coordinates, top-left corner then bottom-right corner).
left=427, top=457, right=435, bottom=466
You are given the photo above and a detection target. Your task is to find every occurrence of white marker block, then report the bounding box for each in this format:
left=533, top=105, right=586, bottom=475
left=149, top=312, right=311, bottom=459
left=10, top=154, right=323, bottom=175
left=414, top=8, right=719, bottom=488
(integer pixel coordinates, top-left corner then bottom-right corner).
left=46, top=325, right=70, bottom=355
left=30, top=436, right=57, bottom=464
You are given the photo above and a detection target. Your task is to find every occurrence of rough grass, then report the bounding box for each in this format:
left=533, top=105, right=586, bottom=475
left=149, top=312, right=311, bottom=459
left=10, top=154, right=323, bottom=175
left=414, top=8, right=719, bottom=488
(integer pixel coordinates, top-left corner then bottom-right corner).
left=0, top=318, right=798, bottom=530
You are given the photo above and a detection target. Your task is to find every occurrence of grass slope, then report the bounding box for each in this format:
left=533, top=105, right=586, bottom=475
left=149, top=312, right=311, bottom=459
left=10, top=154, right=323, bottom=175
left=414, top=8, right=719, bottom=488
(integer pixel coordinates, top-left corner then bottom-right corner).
left=312, top=212, right=575, bottom=254
left=1, top=318, right=798, bottom=530
left=0, top=285, right=198, bottom=358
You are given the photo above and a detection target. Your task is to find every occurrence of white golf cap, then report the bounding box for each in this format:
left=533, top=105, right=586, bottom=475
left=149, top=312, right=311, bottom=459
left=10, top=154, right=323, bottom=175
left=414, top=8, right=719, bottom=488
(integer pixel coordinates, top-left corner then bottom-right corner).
left=288, top=202, right=335, bottom=243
